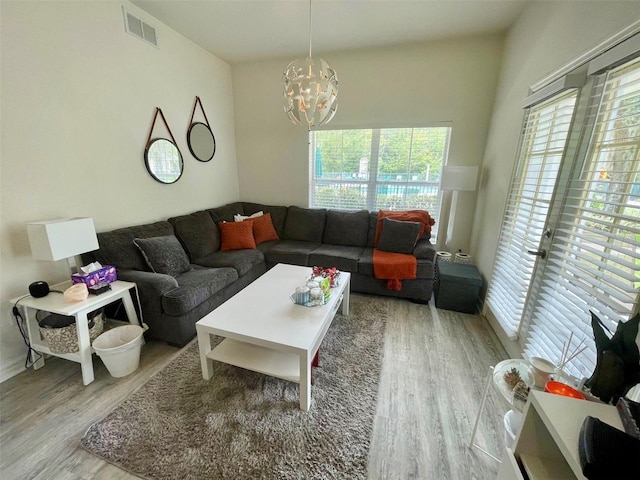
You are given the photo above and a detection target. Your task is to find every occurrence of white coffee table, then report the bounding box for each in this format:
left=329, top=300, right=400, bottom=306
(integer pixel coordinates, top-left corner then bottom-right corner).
left=196, top=263, right=350, bottom=411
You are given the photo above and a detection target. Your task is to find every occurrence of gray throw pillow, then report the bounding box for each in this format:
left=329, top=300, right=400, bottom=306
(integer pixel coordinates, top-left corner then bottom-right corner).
left=169, top=210, right=220, bottom=260
left=133, top=235, right=190, bottom=277
left=377, top=218, right=421, bottom=254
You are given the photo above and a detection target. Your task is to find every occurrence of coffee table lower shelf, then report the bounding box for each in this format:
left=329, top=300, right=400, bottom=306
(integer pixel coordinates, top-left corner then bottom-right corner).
left=208, top=339, right=301, bottom=384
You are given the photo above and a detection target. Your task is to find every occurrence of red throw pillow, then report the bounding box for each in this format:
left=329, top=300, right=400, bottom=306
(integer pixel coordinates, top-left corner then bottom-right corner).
left=218, top=221, right=256, bottom=251
left=246, top=213, right=279, bottom=245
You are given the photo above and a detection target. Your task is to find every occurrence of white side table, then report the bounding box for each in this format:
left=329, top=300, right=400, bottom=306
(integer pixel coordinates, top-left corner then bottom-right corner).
left=11, top=280, right=143, bottom=385
left=469, top=359, right=534, bottom=461
left=497, top=391, right=622, bottom=479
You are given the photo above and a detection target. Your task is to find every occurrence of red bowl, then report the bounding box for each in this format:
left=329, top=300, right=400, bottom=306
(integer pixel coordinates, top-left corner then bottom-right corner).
left=544, top=380, right=586, bottom=400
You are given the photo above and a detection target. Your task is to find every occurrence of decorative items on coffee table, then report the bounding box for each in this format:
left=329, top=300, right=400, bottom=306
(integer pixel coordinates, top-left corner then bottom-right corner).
left=291, top=266, right=341, bottom=307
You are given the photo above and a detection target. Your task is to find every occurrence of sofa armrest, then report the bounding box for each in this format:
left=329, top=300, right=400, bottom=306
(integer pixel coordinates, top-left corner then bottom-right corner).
left=412, top=239, right=436, bottom=260
left=116, top=269, right=179, bottom=296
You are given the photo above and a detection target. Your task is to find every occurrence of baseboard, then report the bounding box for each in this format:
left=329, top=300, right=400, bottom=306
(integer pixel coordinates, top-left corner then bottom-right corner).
left=0, top=358, right=26, bottom=384
left=482, top=307, right=523, bottom=360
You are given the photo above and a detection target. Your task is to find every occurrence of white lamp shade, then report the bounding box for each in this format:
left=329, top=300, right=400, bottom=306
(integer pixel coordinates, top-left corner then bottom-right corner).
left=27, top=218, right=99, bottom=261
left=440, top=166, right=479, bottom=191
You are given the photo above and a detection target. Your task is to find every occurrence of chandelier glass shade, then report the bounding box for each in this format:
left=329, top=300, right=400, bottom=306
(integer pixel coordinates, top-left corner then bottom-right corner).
left=283, top=57, right=338, bottom=129
left=283, top=1, right=338, bottom=130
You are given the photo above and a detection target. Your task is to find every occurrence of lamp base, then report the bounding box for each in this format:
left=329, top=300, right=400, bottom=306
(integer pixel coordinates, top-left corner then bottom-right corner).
left=68, top=255, right=84, bottom=277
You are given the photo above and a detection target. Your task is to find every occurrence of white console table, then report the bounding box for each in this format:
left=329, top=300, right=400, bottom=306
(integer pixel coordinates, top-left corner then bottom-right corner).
left=497, top=390, right=623, bottom=480
left=11, top=280, right=143, bottom=385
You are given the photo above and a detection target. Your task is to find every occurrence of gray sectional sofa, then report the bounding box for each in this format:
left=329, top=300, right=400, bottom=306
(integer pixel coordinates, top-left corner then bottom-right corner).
left=86, top=201, right=436, bottom=346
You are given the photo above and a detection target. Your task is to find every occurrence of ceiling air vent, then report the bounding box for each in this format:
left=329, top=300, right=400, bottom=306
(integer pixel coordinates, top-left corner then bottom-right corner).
left=123, top=7, right=157, bottom=47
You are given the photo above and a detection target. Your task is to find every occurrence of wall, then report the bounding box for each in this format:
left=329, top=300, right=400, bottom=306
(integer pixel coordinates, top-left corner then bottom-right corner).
left=232, top=33, right=505, bottom=255
left=0, top=1, right=239, bottom=382
left=471, top=1, right=640, bottom=357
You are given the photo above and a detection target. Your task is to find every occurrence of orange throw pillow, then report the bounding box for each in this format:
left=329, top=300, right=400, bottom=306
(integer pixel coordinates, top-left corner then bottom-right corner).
left=246, top=213, right=279, bottom=245
left=218, top=221, right=256, bottom=251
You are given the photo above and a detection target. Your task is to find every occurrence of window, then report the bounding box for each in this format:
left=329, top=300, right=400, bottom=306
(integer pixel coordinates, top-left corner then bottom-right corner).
left=309, top=127, right=451, bottom=227
left=485, top=34, right=640, bottom=380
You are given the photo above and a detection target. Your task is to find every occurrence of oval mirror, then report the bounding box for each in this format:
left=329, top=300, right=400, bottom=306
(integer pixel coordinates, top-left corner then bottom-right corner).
left=187, top=122, right=216, bottom=162
left=144, top=138, right=183, bottom=184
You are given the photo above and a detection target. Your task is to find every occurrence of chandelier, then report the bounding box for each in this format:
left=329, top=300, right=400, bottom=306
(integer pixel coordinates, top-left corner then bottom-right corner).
left=283, top=0, right=338, bottom=130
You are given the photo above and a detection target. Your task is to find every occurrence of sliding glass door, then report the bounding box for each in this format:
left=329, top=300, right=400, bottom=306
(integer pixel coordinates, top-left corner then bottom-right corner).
left=485, top=91, right=579, bottom=338
left=486, top=44, right=640, bottom=378
left=521, top=58, right=640, bottom=378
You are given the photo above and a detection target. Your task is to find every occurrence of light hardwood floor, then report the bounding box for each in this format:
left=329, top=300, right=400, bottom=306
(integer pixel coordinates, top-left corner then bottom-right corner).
left=1, top=296, right=508, bottom=479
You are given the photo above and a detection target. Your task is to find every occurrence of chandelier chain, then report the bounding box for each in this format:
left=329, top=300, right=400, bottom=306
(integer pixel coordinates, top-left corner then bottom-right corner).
left=282, top=0, right=338, bottom=129
left=308, top=0, right=312, bottom=58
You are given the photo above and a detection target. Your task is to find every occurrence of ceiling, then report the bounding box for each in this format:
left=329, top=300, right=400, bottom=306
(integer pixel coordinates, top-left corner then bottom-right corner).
left=131, top=0, right=529, bottom=64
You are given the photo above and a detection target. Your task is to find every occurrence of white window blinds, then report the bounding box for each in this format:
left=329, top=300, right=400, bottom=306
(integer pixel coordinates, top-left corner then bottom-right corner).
left=485, top=91, right=579, bottom=337
left=309, top=127, right=451, bottom=222
left=523, top=58, right=640, bottom=378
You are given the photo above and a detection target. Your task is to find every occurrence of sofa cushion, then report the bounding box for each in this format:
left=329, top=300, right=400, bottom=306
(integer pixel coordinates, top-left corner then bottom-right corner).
left=168, top=210, right=220, bottom=260
left=246, top=213, right=279, bottom=245
left=284, top=206, right=326, bottom=242
left=322, top=209, right=369, bottom=247
left=264, top=240, right=320, bottom=267
left=242, top=203, right=288, bottom=239
left=255, top=239, right=280, bottom=256
left=218, top=221, right=256, bottom=251
left=133, top=235, right=191, bottom=277
left=194, top=249, right=264, bottom=276
left=377, top=218, right=421, bottom=254
left=308, top=245, right=364, bottom=273
left=94, top=221, right=174, bottom=271
left=208, top=202, right=245, bottom=223
left=162, top=266, right=238, bottom=316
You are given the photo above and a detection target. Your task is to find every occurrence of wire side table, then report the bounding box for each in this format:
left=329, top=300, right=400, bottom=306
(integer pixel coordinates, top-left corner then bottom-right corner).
left=469, top=359, right=533, bottom=462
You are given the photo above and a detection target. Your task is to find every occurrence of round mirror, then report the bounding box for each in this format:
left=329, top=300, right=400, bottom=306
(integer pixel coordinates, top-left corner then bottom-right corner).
left=144, top=138, right=183, bottom=184
left=187, top=122, right=216, bottom=162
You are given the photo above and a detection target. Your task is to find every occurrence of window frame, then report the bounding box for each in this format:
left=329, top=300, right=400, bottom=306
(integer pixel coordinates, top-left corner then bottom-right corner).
left=309, top=126, right=452, bottom=231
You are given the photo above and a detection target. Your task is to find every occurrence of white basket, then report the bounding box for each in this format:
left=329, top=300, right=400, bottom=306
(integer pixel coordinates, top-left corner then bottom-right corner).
left=454, top=252, right=472, bottom=264
left=93, top=325, right=144, bottom=378
left=39, top=313, right=104, bottom=354
left=436, top=251, right=452, bottom=262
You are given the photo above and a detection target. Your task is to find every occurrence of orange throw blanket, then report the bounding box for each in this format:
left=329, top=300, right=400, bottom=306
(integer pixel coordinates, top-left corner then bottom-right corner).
left=372, top=210, right=436, bottom=291
left=373, top=249, right=417, bottom=291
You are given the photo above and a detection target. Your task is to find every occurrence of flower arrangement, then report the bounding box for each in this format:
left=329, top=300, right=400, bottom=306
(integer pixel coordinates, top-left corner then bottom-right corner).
left=312, top=266, right=340, bottom=287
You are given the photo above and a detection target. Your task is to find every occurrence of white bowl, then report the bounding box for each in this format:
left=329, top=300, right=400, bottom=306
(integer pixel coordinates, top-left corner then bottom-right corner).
left=529, top=357, right=555, bottom=388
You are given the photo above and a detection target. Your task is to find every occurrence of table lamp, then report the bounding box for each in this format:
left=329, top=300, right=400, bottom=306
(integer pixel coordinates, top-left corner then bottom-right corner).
left=437, top=166, right=479, bottom=251
left=27, top=217, right=99, bottom=276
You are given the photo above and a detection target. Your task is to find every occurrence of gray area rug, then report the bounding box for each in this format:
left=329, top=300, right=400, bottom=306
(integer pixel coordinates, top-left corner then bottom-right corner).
left=81, top=294, right=387, bottom=479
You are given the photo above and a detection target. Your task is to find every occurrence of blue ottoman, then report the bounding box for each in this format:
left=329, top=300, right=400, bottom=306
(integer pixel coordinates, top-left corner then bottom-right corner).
left=435, top=261, right=482, bottom=313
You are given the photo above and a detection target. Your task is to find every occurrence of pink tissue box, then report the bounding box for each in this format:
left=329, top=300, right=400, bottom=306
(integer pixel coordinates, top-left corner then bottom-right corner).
left=71, top=265, right=117, bottom=286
